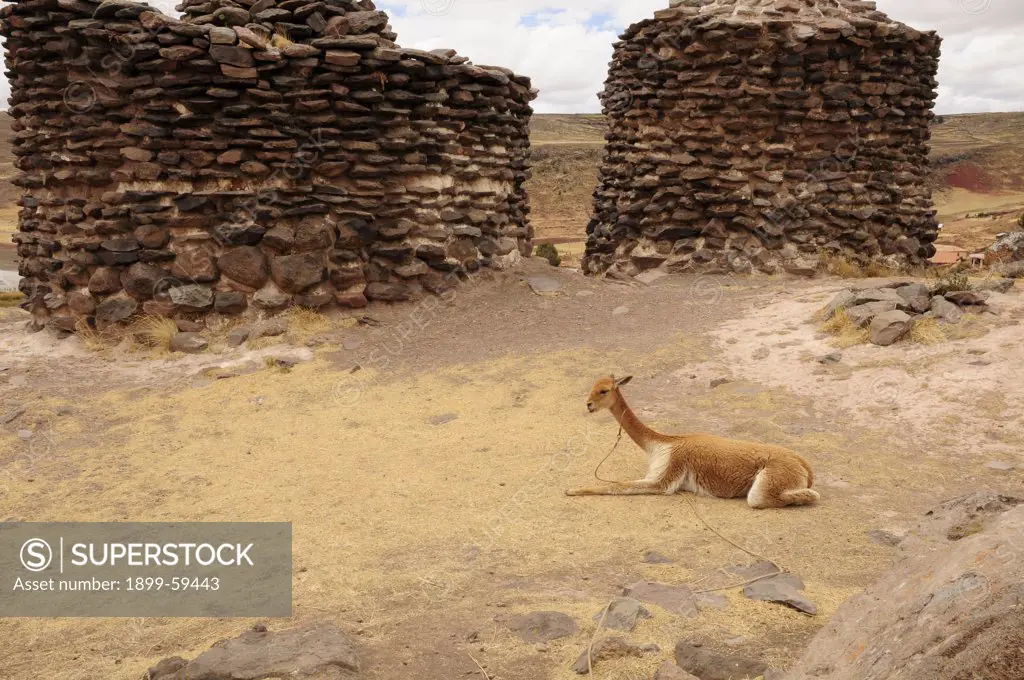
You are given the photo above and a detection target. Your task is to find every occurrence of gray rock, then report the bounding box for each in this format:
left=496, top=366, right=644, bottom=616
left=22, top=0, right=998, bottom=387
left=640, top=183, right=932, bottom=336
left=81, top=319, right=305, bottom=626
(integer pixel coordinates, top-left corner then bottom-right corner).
left=895, top=283, right=931, bottom=313
left=787, top=500, right=1024, bottom=680
left=930, top=296, right=964, bottom=323
left=867, top=529, right=906, bottom=546
left=674, top=641, right=767, bottom=680
left=593, top=597, right=651, bottom=631
left=623, top=581, right=698, bottom=617
left=169, top=332, right=208, bottom=354
left=973, top=278, right=1014, bottom=294
left=525, top=275, right=563, bottom=295
left=945, top=290, right=988, bottom=306
left=851, top=287, right=906, bottom=307
left=253, top=282, right=290, bottom=309
left=168, top=285, right=214, bottom=312
left=226, top=326, right=251, bottom=347
left=95, top=296, right=138, bottom=323
left=642, top=550, right=674, bottom=564
left=145, top=624, right=358, bottom=680
left=869, top=310, right=913, bottom=346
left=999, top=261, right=1024, bottom=278
left=572, top=636, right=659, bottom=674
left=695, top=592, right=729, bottom=610
left=823, top=290, right=856, bottom=318
left=743, top=573, right=817, bottom=615
left=710, top=378, right=732, bottom=388
left=653, top=661, right=701, bottom=680
left=249, top=318, right=289, bottom=342
left=845, top=301, right=897, bottom=327
left=725, top=561, right=781, bottom=581
left=1, top=406, right=26, bottom=425
left=508, top=611, right=577, bottom=643
left=818, top=352, right=842, bottom=364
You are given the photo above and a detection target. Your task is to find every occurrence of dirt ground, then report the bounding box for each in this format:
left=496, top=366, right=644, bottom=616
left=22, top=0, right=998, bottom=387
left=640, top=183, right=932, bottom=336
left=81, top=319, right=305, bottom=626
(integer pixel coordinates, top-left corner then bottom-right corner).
left=1, top=259, right=1022, bottom=680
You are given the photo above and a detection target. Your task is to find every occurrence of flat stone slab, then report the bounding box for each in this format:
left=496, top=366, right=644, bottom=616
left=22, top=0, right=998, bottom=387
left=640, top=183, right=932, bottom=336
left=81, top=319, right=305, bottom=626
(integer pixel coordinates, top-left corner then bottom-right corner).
left=525, top=275, right=563, bottom=295
left=623, top=581, right=698, bottom=617
left=508, top=611, right=577, bottom=642
left=743, top=573, right=817, bottom=615
left=146, top=624, right=359, bottom=680
left=593, top=597, right=651, bottom=631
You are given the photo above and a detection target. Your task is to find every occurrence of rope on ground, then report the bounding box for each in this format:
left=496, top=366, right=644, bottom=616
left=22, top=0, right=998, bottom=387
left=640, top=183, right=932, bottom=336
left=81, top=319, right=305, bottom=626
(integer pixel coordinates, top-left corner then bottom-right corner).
left=593, top=428, right=789, bottom=593
left=592, top=425, right=624, bottom=483
left=469, top=654, right=490, bottom=680
left=587, top=601, right=612, bottom=676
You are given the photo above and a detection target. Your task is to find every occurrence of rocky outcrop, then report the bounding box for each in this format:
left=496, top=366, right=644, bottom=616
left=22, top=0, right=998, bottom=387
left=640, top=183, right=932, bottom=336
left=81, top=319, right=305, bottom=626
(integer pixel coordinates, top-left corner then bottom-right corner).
left=583, top=0, right=941, bottom=279
left=1, top=0, right=535, bottom=331
left=786, top=492, right=1024, bottom=680
left=145, top=623, right=360, bottom=679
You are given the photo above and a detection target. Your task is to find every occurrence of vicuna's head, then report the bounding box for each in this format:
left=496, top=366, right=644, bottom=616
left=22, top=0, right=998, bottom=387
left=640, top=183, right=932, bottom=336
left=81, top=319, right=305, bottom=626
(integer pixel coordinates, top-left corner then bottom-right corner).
left=587, top=375, right=632, bottom=413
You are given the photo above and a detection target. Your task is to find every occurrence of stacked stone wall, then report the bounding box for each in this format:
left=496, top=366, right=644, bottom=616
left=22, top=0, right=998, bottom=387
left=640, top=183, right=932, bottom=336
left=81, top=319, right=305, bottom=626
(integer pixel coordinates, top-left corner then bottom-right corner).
left=1, top=0, right=535, bottom=330
left=584, top=0, right=941, bottom=277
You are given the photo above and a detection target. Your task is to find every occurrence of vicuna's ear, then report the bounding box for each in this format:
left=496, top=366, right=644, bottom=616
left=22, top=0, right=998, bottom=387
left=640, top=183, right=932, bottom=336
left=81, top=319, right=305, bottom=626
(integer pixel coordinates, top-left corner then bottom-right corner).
left=615, top=375, right=633, bottom=387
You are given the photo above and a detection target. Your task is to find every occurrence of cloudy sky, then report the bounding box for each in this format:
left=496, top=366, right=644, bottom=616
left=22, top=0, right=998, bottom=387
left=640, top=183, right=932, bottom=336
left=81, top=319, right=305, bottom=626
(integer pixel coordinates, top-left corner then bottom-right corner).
left=2, top=0, right=1021, bottom=115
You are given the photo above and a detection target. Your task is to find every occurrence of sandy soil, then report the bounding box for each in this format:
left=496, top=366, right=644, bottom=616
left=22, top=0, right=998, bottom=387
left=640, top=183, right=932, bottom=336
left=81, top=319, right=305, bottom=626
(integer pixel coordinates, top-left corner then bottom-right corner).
left=1, top=261, right=1022, bottom=680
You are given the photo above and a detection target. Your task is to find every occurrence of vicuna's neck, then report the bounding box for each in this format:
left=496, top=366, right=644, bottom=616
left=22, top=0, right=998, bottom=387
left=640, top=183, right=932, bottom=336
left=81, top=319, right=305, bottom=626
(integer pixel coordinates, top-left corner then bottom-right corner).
left=610, top=392, right=667, bottom=451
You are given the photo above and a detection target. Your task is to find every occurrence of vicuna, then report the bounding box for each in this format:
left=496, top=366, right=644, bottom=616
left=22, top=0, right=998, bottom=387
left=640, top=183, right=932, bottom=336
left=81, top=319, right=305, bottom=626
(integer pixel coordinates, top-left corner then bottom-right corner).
left=566, top=376, right=820, bottom=509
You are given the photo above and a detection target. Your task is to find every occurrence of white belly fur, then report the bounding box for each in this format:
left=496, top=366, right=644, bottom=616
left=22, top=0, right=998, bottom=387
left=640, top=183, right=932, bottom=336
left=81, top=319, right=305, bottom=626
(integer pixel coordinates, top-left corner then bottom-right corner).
left=644, top=444, right=709, bottom=495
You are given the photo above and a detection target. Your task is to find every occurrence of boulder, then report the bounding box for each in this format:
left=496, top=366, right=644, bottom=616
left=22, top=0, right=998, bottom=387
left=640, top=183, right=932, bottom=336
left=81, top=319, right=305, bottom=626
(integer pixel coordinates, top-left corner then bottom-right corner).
left=168, top=285, right=214, bottom=312
left=869, top=310, right=913, bottom=346
left=945, top=290, right=988, bottom=307
left=653, top=662, right=701, bottom=680
left=674, top=641, right=766, bottom=680
left=218, top=247, right=268, bottom=289
left=894, top=283, right=931, bottom=313
left=930, top=296, right=964, bottom=323
left=95, top=295, right=137, bottom=323
left=270, top=253, right=326, bottom=293
left=787, top=495, right=1024, bottom=680
left=845, top=301, right=897, bottom=327
left=145, top=624, right=359, bottom=680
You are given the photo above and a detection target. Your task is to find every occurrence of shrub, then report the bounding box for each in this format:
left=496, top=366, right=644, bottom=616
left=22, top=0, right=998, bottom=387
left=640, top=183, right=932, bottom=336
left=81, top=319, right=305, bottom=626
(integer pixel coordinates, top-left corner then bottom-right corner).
left=535, top=243, right=561, bottom=267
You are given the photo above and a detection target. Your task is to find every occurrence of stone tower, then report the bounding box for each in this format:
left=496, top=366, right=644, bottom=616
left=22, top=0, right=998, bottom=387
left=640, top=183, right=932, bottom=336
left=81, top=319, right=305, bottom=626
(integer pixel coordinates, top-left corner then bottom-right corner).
left=1, top=0, right=535, bottom=331
left=583, top=0, right=941, bottom=278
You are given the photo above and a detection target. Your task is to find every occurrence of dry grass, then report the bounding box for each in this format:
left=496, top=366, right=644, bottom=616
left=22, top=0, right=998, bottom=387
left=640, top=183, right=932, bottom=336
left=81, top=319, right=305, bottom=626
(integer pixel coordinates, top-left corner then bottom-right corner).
left=0, top=290, right=23, bottom=307
left=906, top=317, right=946, bottom=345
left=130, top=315, right=179, bottom=352
left=285, top=307, right=331, bottom=339
left=0, top=341, right=900, bottom=680
left=819, top=310, right=870, bottom=348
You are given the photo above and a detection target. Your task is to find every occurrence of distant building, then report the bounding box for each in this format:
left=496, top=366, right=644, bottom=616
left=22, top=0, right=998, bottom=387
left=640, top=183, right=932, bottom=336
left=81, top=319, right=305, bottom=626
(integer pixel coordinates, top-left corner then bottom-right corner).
left=929, top=244, right=970, bottom=266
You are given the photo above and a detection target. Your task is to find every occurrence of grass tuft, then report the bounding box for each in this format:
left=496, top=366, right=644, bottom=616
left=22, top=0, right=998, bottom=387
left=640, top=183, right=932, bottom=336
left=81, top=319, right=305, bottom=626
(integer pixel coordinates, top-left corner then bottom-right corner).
left=907, top=317, right=946, bottom=345
left=819, top=309, right=871, bottom=348
left=131, top=315, right=180, bottom=352
left=286, top=307, right=331, bottom=340
left=0, top=291, right=24, bottom=308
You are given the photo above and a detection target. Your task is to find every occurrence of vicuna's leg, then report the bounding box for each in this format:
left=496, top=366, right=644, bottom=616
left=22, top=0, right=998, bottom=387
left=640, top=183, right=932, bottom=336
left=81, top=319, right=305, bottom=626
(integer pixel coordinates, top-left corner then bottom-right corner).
left=747, top=466, right=820, bottom=509
left=565, top=480, right=669, bottom=497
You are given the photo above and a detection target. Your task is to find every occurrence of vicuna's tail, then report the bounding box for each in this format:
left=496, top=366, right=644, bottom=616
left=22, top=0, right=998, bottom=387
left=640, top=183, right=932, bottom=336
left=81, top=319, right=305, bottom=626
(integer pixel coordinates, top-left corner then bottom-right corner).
left=781, top=488, right=820, bottom=506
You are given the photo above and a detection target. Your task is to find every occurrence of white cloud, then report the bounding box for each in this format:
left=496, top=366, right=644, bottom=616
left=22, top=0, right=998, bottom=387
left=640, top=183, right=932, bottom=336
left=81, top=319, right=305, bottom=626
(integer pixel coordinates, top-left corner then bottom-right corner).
left=1, top=0, right=1021, bottom=114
